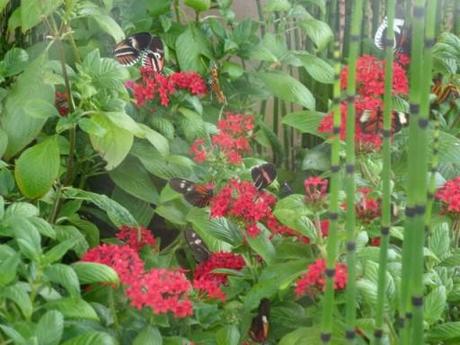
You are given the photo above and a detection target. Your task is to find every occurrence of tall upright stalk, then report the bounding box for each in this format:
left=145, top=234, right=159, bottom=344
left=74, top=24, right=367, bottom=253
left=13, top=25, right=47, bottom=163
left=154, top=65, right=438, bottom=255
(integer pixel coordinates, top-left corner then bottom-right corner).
left=343, top=0, right=363, bottom=342
left=320, top=42, right=342, bottom=345
left=398, top=0, right=431, bottom=344
left=373, top=1, right=395, bottom=344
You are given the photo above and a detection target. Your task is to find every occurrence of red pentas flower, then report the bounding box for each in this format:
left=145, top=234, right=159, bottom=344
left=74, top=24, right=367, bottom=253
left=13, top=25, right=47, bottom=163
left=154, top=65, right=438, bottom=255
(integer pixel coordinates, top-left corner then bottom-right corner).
left=116, top=225, right=156, bottom=252
left=319, top=219, right=329, bottom=237
left=436, top=177, right=460, bottom=216
left=190, top=138, right=207, bottom=163
left=81, top=244, right=144, bottom=286
left=55, top=91, right=69, bottom=116
left=355, top=188, right=381, bottom=224
left=126, top=268, right=193, bottom=318
left=193, top=252, right=246, bottom=301
left=295, top=258, right=348, bottom=297
left=304, top=177, right=328, bottom=205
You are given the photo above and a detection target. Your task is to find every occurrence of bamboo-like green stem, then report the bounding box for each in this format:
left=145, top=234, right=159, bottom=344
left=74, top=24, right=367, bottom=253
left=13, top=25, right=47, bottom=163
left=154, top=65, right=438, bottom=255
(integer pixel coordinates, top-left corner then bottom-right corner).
left=373, top=1, right=395, bottom=344
left=425, top=118, right=440, bottom=226
left=320, top=41, right=342, bottom=345
left=455, top=0, right=460, bottom=35
left=399, top=1, right=431, bottom=344
left=343, top=0, right=363, bottom=342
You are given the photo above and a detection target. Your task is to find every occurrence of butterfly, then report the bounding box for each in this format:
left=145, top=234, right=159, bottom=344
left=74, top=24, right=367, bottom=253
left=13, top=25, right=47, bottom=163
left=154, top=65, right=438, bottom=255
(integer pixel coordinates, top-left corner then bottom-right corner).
left=249, top=298, right=271, bottom=343
left=169, top=178, right=214, bottom=208
left=251, top=163, right=277, bottom=191
left=113, top=32, right=164, bottom=72
left=374, top=17, right=410, bottom=53
left=184, top=229, right=210, bottom=263
left=280, top=182, right=294, bottom=198
left=210, top=64, right=226, bottom=104
left=359, top=109, right=407, bottom=135
left=431, top=79, right=459, bottom=105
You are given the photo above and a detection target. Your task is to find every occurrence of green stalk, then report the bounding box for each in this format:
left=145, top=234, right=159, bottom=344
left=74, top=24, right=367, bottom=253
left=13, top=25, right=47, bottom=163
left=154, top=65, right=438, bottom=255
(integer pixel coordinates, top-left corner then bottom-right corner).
left=455, top=0, right=460, bottom=35
left=373, top=1, right=395, bottom=344
left=425, top=118, right=440, bottom=225
left=343, top=0, right=363, bottom=342
left=399, top=1, right=432, bottom=344
left=320, top=41, right=342, bottom=345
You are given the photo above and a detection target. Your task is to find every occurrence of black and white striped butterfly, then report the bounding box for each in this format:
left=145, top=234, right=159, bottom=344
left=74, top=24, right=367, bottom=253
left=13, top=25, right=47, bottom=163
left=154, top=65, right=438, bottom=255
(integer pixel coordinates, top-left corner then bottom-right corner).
left=113, top=32, right=164, bottom=72
left=374, top=17, right=408, bottom=52
left=184, top=229, right=210, bottom=263
left=251, top=163, right=277, bottom=190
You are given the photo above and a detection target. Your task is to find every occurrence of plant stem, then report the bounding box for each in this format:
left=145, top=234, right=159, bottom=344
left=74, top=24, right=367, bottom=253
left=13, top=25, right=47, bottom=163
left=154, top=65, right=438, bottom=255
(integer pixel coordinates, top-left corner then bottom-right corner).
left=320, top=41, right=342, bottom=345
left=174, top=0, right=181, bottom=24
left=373, top=1, right=395, bottom=343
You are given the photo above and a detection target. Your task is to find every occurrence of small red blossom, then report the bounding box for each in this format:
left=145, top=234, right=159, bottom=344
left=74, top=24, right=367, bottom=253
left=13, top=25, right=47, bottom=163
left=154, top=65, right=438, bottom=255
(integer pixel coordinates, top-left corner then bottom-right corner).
left=370, top=237, right=381, bottom=246
left=436, top=177, right=460, bottom=216
left=126, top=268, right=193, bottom=318
left=116, top=225, right=156, bottom=252
left=304, top=176, right=328, bottom=205
left=320, top=219, right=329, bottom=237
left=295, top=259, right=348, bottom=296
left=355, top=188, right=381, bottom=224
left=55, top=91, right=69, bottom=116
left=190, top=138, right=208, bottom=163
left=193, top=252, right=245, bottom=301
left=81, top=244, right=144, bottom=286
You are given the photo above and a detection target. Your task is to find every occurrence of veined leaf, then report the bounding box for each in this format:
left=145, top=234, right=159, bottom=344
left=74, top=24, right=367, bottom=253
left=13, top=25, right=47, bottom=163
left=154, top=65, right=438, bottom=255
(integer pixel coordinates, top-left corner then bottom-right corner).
left=282, top=111, right=325, bottom=135
left=36, top=310, right=64, bottom=345
left=72, top=262, right=119, bottom=286
left=61, top=331, right=116, bottom=345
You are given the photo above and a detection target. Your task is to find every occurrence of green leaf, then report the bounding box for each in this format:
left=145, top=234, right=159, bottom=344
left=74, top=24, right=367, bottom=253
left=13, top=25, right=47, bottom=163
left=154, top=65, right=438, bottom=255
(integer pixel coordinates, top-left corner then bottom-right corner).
left=9, top=217, right=42, bottom=259
left=63, top=188, right=138, bottom=227
left=2, top=283, right=33, bottom=319
left=21, top=0, right=63, bottom=31
left=54, top=225, right=89, bottom=257
left=72, top=262, right=119, bottom=286
left=0, top=253, right=20, bottom=286
left=133, top=326, right=163, bottom=345
left=29, top=217, right=56, bottom=239
left=184, top=0, right=210, bottom=11
left=109, top=155, right=158, bottom=204
left=427, top=322, right=460, bottom=342
left=36, top=310, right=64, bottom=345
left=0, top=0, right=10, bottom=12
left=78, top=117, right=107, bottom=137
left=0, top=325, right=27, bottom=345
left=14, top=136, right=60, bottom=199
left=273, top=195, right=316, bottom=238
left=279, top=327, right=322, bottom=345
left=42, top=239, right=77, bottom=265
left=68, top=217, right=99, bottom=248
left=46, top=297, right=99, bottom=321
left=424, top=286, right=446, bottom=325
left=216, top=325, right=240, bottom=345
left=89, top=113, right=133, bottom=170
left=298, top=15, right=333, bottom=51
left=2, top=47, right=29, bottom=77
left=429, top=222, right=450, bottom=261
left=292, top=52, right=334, bottom=84
left=176, top=25, right=212, bottom=74
left=246, top=224, right=276, bottom=264
left=24, top=98, right=59, bottom=119
left=91, top=14, right=125, bottom=42
left=265, top=0, right=291, bottom=12
left=61, top=332, right=116, bottom=345
left=0, top=127, right=8, bottom=158
left=257, top=72, right=315, bottom=109
left=45, top=263, right=81, bottom=297
left=282, top=111, right=325, bottom=135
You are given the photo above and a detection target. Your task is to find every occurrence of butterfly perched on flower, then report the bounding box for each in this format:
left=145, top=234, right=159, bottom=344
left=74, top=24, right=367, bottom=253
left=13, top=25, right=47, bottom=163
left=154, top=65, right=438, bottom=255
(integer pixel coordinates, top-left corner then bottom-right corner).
left=374, top=17, right=410, bottom=53
left=169, top=163, right=277, bottom=208
left=113, top=32, right=164, bottom=72
left=209, top=63, right=226, bottom=104
left=249, top=298, right=271, bottom=343
left=184, top=229, right=210, bottom=263
left=431, top=78, right=459, bottom=105
left=359, top=109, right=407, bottom=135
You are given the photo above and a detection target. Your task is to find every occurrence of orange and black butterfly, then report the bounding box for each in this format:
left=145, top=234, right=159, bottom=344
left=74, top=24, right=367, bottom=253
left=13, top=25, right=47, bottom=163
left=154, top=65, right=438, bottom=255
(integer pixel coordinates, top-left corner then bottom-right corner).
left=251, top=163, right=277, bottom=190
left=249, top=298, right=271, bottom=343
left=113, top=32, right=164, bottom=72
left=210, top=64, right=226, bottom=104
left=184, top=229, right=210, bottom=262
left=169, top=178, right=214, bottom=208
left=431, top=79, right=459, bottom=105
left=359, top=109, right=407, bottom=135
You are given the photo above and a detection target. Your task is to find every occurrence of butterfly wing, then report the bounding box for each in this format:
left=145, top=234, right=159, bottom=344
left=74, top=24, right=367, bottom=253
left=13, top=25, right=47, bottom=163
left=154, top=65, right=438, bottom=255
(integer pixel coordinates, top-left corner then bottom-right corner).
left=169, top=178, right=195, bottom=194
left=210, top=65, right=226, bottom=104
left=251, top=163, right=277, bottom=190
left=113, top=32, right=153, bottom=66
left=249, top=298, right=271, bottom=343
left=184, top=229, right=210, bottom=262
left=141, top=36, right=165, bottom=72
left=184, top=184, right=214, bottom=208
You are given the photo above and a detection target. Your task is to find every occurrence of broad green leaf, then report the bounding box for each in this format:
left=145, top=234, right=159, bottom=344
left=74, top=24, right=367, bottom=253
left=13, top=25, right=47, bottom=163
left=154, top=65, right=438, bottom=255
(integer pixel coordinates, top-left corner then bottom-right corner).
left=273, top=195, right=316, bottom=239
left=221, top=61, right=244, bottom=79
left=176, top=25, right=212, bottom=74
left=279, top=327, right=322, bottom=345
left=440, top=254, right=460, bottom=267
left=250, top=33, right=287, bottom=62
left=298, top=15, right=333, bottom=51
left=72, top=262, right=119, bottom=286
left=5, top=202, right=39, bottom=218
left=427, top=322, right=460, bottom=342
left=46, top=297, right=99, bottom=320
left=29, top=217, right=56, bottom=238
left=9, top=217, right=42, bottom=259
left=429, top=222, right=450, bottom=261
left=301, top=143, right=331, bottom=171
left=109, top=155, right=159, bottom=204
left=14, top=136, right=60, bottom=199
left=24, top=98, right=59, bottom=119
left=2, top=283, right=33, bottom=319
left=45, top=264, right=81, bottom=297
left=139, top=124, right=170, bottom=156
left=112, top=187, right=154, bottom=226
left=282, top=111, right=325, bottom=135
left=257, top=72, right=315, bottom=109
left=21, top=0, right=63, bottom=31
left=216, top=325, right=240, bottom=345
left=68, top=217, right=99, bottom=247
left=133, top=326, right=163, bottom=345
left=265, top=0, right=291, bottom=12
left=42, top=239, right=77, bottom=265
left=0, top=127, right=8, bottom=158
left=2, top=47, right=28, bottom=76
left=91, top=14, right=125, bottom=42
left=78, top=117, right=107, bottom=137
left=61, top=331, right=116, bottom=345
left=246, top=224, right=276, bottom=264
left=0, top=253, right=20, bottom=286
left=54, top=225, right=89, bottom=257
left=424, top=286, right=446, bottom=325
left=2, top=54, right=54, bottom=158
left=184, top=0, right=210, bottom=11
left=150, top=117, right=175, bottom=140
left=36, top=310, right=64, bottom=345
left=0, top=325, right=27, bottom=345
left=89, top=113, right=133, bottom=170
left=292, top=52, right=334, bottom=84
left=63, top=188, right=137, bottom=226
left=0, top=0, right=10, bottom=12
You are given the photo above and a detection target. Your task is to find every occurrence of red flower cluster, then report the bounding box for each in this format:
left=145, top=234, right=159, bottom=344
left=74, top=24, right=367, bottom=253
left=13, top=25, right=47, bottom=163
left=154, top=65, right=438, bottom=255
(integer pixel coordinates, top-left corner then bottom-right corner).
left=436, top=177, right=460, bottom=215
left=193, top=252, right=245, bottom=301
left=318, top=55, right=408, bottom=152
left=319, top=219, right=330, bottom=237
left=116, top=225, right=156, bottom=252
left=304, top=177, right=328, bottom=205
left=355, top=188, right=381, bottom=224
left=54, top=91, right=69, bottom=116
left=295, top=258, right=348, bottom=296
left=190, top=113, right=254, bottom=165
left=126, top=268, right=193, bottom=317
left=81, top=244, right=144, bottom=286
left=126, top=69, right=207, bottom=107
left=370, top=237, right=381, bottom=246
